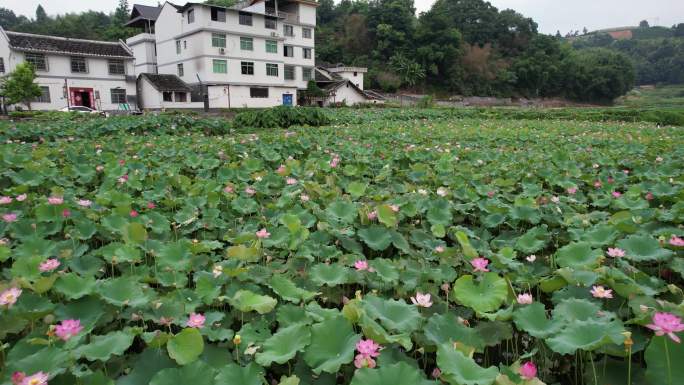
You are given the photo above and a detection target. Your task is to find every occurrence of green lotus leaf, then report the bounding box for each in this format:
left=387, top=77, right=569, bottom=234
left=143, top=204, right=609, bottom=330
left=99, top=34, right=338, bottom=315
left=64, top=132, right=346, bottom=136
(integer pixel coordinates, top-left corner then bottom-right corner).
left=555, top=242, right=602, bottom=269
left=346, top=181, right=368, bottom=198
left=475, top=321, right=513, bottom=347
left=303, top=316, right=361, bottom=374
left=452, top=273, right=508, bottom=313
left=116, top=349, right=176, bottom=385
left=229, top=290, right=277, bottom=314
left=546, top=320, right=625, bottom=355
left=369, top=258, right=400, bottom=283
left=150, top=361, right=216, bottom=385
left=167, top=328, right=204, bottom=365
left=78, top=330, right=135, bottom=361
left=226, top=244, right=260, bottom=262
left=350, top=361, right=435, bottom=385
left=362, top=295, right=423, bottom=334
left=214, top=363, right=265, bottom=385
left=310, top=263, right=349, bottom=286
left=277, top=375, right=301, bottom=385
left=512, top=302, right=561, bottom=338
left=437, top=344, right=499, bottom=385
left=424, top=313, right=486, bottom=351
left=377, top=204, right=398, bottom=228
left=232, top=197, right=259, bottom=214
left=97, top=277, right=149, bottom=307
left=53, top=273, right=96, bottom=300
left=551, top=298, right=603, bottom=324
left=455, top=231, right=478, bottom=259
left=576, top=224, right=619, bottom=247
left=357, top=312, right=413, bottom=350
left=157, top=240, right=192, bottom=270
left=6, top=346, right=68, bottom=378
left=514, top=226, right=549, bottom=253
left=123, top=222, right=148, bottom=244
left=645, top=335, right=684, bottom=385
left=255, top=323, right=311, bottom=366
left=358, top=225, right=393, bottom=250
left=269, top=275, right=317, bottom=304
left=427, top=199, right=452, bottom=226
left=326, top=200, right=357, bottom=223
left=617, top=235, right=674, bottom=262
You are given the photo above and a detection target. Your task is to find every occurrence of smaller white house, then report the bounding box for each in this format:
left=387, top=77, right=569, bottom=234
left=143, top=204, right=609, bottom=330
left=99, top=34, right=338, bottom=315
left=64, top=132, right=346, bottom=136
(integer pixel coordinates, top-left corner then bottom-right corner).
left=0, top=27, right=136, bottom=112
left=136, top=73, right=203, bottom=109
left=312, top=66, right=384, bottom=106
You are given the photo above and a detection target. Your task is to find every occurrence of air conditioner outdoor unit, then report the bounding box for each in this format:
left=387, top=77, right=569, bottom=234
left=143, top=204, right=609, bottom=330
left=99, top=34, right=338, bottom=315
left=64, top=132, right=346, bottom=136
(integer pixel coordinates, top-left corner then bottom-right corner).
left=219, top=48, right=226, bottom=55
left=270, top=32, right=279, bottom=37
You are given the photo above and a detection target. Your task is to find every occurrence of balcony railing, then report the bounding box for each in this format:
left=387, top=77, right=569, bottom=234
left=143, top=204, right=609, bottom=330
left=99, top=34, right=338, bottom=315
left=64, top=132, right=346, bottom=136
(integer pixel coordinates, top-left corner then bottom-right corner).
left=265, top=8, right=299, bottom=23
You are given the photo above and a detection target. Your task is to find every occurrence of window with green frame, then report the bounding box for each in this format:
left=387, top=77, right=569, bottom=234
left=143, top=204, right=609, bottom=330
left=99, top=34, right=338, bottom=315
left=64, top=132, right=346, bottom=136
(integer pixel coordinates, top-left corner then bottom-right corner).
left=212, top=33, right=226, bottom=48
left=266, top=63, right=278, bottom=77
left=213, top=59, right=227, bottom=73
left=240, top=37, right=253, bottom=51
left=265, top=40, right=277, bottom=53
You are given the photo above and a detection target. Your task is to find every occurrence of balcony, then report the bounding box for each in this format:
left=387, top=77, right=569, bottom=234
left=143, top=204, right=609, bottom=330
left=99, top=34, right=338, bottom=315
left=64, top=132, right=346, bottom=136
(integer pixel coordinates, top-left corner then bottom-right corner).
left=126, top=33, right=156, bottom=46
left=265, top=8, right=299, bottom=23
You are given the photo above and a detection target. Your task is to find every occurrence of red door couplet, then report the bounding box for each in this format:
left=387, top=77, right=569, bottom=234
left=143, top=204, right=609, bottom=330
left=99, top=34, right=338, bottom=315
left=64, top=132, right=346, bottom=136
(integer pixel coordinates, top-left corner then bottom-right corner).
left=69, top=88, right=95, bottom=109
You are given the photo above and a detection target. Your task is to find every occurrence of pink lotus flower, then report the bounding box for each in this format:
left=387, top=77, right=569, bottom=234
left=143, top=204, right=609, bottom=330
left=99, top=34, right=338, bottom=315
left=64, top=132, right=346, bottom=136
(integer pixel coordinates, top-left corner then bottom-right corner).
left=526, top=255, right=537, bottom=262
left=607, top=177, right=614, bottom=184
left=519, top=361, right=537, bottom=380
left=646, top=312, right=684, bottom=343
left=594, top=181, right=602, bottom=188
left=411, top=292, right=433, bottom=308
left=367, top=211, right=377, bottom=221
left=612, top=191, right=622, bottom=198
left=186, top=312, right=205, bottom=328
left=591, top=285, right=613, bottom=299
left=0, top=196, right=12, bottom=205
left=47, top=196, right=63, bottom=205
left=277, top=165, right=286, bottom=174
left=567, top=187, right=577, bottom=195
left=431, top=368, right=441, bottom=379
left=356, top=338, right=381, bottom=356
left=670, top=235, right=684, bottom=247
left=329, top=156, right=340, bottom=168
left=16, top=194, right=27, bottom=202
left=245, top=187, right=256, bottom=195
left=0, top=287, right=22, bottom=307
left=300, top=194, right=310, bottom=202
left=390, top=204, right=400, bottom=212
left=551, top=196, right=560, bottom=203
left=19, top=371, right=48, bottom=385
left=487, top=191, right=495, bottom=198
left=147, top=202, right=156, bottom=209
left=11, top=372, right=25, bottom=385
left=223, top=185, right=234, bottom=194
left=354, top=260, right=369, bottom=271
left=39, top=259, right=60, bottom=272
left=436, top=187, right=448, bottom=197
left=2, top=213, right=18, bottom=223
left=77, top=199, right=92, bottom=207
left=471, top=257, right=490, bottom=273
left=646, top=192, right=654, bottom=201
left=286, top=178, right=297, bottom=185
left=607, top=247, right=625, bottom=258
left=256, top=228, right=270, bottom=239
left=212, top=264, right=223, bottom=278
left=55, top=319, right=83, bottom=341
left=118, top=175, right=128, bottom=184
left=62, top=209, right=71, bottom=218
left=434, top=246, right=445, bottom=253
left=354, top=354, right=377, bottom=369
left=517, top=293, right=533, bottom=305
left=130, top=210, right=139, bottom=218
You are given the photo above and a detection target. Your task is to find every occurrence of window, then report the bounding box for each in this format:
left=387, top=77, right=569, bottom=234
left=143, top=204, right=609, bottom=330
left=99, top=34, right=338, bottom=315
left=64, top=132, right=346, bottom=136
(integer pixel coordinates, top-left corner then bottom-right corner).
left=70, top=56, right=87, bottom=73
left=302, top=68, right=313, bottom=81
left=187, top=9, right=195, bottom=23
left=239, top=12, right=252, bottom=26
left=240, top=37, right=253, bottom=51
left=303, top=48, right=312, bottom=59
left=0, top=58, right=5, bottom=73
left=213, top=59, right=227, bottom=73
left=111, top=89, right=127, bottom=104
left=175, top=92, right=187, bottom=102
left=163, top=92, right=173, bottom=102
left=284, top=65, right=295, bottom=80
left=265, top=40, right=277, bottom=53
left=284, top=24, right=294, bottom=37
left=284, top=45, right=294, bottom=57
left=303, top=28, right=312, bottom=38
left=266, top=63, right=278, bottom=77
left=211, top=7, right=226, bottom=22
left=176, top=40, right=181, bottom=54
left=265, top=16, right=277, bottom=29
left=35, top=86, right=51, bottom=103
left=177, top=63, right=184, bottom=77
left=250, top=87, right=269, bottom=98
left=25, top=53, right=47, bottom=71
left=184, top=40, right=187, bottom=49
left=212, top=33, right=226, bottom=48
left=108, top=59, right=125, bottom=75
left=241, top=61, right=254, bottom=75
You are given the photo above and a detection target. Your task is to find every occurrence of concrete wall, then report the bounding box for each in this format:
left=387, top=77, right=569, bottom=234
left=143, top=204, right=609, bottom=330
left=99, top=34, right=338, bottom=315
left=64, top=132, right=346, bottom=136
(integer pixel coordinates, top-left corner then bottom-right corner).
left=325, top=83, right=369, bottom=106
left=335, top=71, right=364, bottom=90
left=127, top=33, right=157, bottom=76
left=138, top=76, right=203, bottom=110
left=207, top=84, right=297, bottom=108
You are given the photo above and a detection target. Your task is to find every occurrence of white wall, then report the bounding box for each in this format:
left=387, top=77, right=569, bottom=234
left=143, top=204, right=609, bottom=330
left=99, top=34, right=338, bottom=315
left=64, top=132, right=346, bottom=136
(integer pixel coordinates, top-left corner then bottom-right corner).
left=127, top=33, right=157, bottom=76
left=138, top=76, right=203, bottom=110
left=336, top=71, right=364, bottom=90
left=208, top=84, right=297, bottom=108
left=325, top=83, right=369, bottom=106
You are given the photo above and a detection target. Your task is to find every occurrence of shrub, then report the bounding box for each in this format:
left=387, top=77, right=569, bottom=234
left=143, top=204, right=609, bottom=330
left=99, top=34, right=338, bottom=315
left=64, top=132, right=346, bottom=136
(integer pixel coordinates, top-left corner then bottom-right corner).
left=234, top=106, right=330, bottom=128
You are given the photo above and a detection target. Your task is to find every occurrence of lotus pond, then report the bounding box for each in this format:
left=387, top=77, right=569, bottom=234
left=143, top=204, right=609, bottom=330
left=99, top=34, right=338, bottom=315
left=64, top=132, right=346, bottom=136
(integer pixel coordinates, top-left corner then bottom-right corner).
left=0, top=111, right=683, bottom=385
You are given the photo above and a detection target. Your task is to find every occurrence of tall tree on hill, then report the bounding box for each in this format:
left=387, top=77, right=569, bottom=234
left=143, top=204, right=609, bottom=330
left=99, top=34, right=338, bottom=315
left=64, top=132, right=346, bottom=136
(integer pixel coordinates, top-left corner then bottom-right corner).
left=36, top=5, right=48, bottom=23
left=113, top=0, right=130, bottom=25
left=639, top=20, right=650, bottom=28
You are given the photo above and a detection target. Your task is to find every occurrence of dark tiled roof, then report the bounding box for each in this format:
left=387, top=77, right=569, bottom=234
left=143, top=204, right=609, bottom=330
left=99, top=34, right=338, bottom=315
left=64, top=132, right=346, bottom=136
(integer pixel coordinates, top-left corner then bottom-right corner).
left=132, top=4, right=162, bottom=20
left=140, top=73, right=192, bottom=92
left=6, top=32, right=133, bottom=58
left=314, top=67, right=343, bottom=82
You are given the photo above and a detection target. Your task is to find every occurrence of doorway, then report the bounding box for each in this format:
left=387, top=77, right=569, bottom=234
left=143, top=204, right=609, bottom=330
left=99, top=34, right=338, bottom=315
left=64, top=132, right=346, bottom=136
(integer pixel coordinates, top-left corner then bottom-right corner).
left=70, top=88, right=94, bottom=109
left=283, top=93, right=293, bottom=106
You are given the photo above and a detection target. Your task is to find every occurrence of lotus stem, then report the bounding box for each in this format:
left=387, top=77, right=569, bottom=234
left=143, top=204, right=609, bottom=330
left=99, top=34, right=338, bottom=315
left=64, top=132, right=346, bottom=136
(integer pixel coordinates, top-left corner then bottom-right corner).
left=664, top=337, right=672, bottom=385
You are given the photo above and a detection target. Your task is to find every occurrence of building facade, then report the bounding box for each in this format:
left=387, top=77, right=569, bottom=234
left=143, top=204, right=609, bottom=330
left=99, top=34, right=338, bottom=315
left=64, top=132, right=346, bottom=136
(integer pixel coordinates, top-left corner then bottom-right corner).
left=0, top=28, right=136, bottom=111
left=127, top=0, right=318, bottom=109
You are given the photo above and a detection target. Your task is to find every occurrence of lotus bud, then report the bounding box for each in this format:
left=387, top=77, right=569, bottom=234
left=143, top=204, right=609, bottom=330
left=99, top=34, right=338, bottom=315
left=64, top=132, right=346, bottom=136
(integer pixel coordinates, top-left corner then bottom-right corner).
left=233, top=334, right=242, bottom=346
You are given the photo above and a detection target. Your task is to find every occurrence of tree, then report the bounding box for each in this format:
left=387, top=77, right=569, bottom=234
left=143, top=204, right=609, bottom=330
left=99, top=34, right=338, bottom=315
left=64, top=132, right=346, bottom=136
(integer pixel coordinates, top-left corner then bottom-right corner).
left=389, top=53, right=426, bottom=88
left=1, top=63, right=43, bottom=111
left=583, top=27, right=588, bottom=35
left=561, top=48, right=635, bottom=102
left=36, top=5, right=48, bottom=23
left=673, top=23, right=684, bottom=37
left=639, top=20, right=650, bottom=28
left=555, top=30, right=562, bottom=38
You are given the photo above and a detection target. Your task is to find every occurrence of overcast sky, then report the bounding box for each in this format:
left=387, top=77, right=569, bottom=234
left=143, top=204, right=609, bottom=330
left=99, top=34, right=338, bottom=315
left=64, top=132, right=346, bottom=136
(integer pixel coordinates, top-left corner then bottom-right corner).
left=4, top=0, right=684, bottom=34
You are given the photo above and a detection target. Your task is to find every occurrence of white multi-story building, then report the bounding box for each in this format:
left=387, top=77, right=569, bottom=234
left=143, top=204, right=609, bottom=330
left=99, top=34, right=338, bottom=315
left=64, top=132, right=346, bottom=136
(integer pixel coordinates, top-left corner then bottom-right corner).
left=0, top=27, right=136, bottom=112
left=129, top=0, right=318, bottom=109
